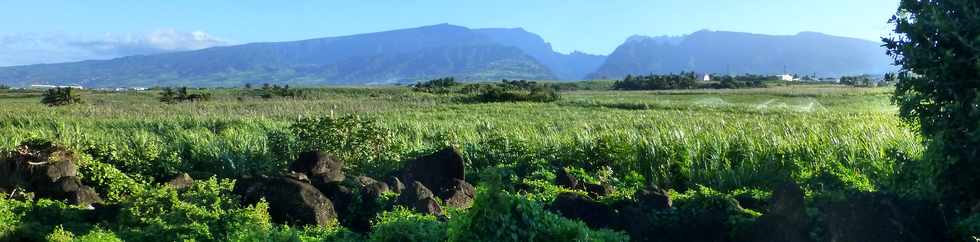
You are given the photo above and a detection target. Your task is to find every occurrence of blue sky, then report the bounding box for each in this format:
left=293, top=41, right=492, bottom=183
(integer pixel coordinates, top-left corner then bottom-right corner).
left=0, top=0, right=899, bottom=66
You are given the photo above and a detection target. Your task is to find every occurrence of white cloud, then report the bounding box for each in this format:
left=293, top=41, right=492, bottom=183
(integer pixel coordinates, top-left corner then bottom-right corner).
left=0, top=30, right=230, bottom=67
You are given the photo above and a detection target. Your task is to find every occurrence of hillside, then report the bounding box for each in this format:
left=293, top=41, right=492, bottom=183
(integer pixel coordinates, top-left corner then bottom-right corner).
left=0, top=24, right=560, bottom=87
left=588, top=30, right=893, bottom=79
left=0, top=27, right=895, bottom=87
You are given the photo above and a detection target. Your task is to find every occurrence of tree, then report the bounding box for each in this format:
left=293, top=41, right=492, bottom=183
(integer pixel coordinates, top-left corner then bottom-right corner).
left=884, top=0, right=980, bottom=209
left=160, top=87, right=176, bottom=103
left=159, top=86, right=211, bottom=103
left=40, top=87, right=82, bottom=106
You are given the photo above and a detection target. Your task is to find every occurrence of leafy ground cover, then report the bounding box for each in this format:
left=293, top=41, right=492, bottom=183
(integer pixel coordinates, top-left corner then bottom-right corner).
left=0, top=84, right=940, bottom=241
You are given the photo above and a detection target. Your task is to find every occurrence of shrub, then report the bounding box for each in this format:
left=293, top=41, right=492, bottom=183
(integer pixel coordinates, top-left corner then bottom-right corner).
left=632, top=186, right=760, bottom=242
left=613, top=73, right=698, bottom=90
left=0, top=197, right=23, bottom=238
left=839, top=75, right=875, bottom=87
left=41, top=87, right=82, bottom=106
left=160, top=87, right=212, bottom=103
left=369, top=207, right=447, bottom=242
left=45, top=226, right=74, bottom=242
left=114, top=178, right=271, bottom=242
left=290, top=114, right=400, bottom=174
left=447, top=180, right=628, bottom=242
left=248, top=84, right=304, bottom=99
left=45, top=226, right=122, bottom=242
left=0, top=198, right=93, bottom=241
left=954, top=213, right=980, bottom=242
left=471, top=84, right=560, bottom=103
left=884, top=0, right=980, bottom=209
left=78, top=159, right=145, bottom=203
left=413, top=77, right=460, bottom=94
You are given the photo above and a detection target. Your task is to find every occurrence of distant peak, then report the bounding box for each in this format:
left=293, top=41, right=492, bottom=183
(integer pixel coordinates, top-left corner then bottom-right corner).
left=626, top=35, right=653, bottom=43
left=796, top=31, right=826, bottom=36
left=626, top=35, right=684, bottom=46
left=692, top=29, right=714, bottom=34
left=568, top=50, right=603, bottom=57
left=418, top=23, right=469, bottom=30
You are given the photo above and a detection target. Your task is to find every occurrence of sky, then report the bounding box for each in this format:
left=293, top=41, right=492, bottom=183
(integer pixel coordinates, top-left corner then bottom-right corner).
left=0, top=0, right=900, bottom=66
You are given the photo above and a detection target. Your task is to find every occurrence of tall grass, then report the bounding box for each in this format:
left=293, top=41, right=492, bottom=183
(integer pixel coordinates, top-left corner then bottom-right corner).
left=0, top=86, right=926, bottom=194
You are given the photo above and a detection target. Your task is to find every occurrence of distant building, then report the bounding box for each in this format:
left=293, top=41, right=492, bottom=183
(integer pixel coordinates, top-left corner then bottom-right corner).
left=701, top=74, right=711, bottom=81
left=778, top=74, right=795, bottom=81
left=30, top=84, right=84, bottom=89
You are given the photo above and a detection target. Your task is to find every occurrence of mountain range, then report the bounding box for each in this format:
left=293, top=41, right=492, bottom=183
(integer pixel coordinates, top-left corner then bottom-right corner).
left=0, top=24, right=892, bottom=87
left=588, top=30, right=893, bottom=79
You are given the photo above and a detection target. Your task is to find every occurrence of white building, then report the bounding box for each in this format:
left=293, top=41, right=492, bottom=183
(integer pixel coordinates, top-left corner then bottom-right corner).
left=778, top=74, right=795, bottom=81
left=701, top=74, right=711, bottom=81
left=30, top=84, right=84, bottom=89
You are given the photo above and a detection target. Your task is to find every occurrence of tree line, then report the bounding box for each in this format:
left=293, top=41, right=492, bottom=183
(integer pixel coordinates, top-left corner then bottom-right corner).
left=412, top=77, right=560, bottom=103
left=613, top=72, right=767, bottom=90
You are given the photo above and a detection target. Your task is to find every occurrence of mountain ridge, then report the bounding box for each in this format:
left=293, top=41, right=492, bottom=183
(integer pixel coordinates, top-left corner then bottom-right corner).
left=0, top=25, right=893, bottom=87
left=588, top=30, right=892, bottom=79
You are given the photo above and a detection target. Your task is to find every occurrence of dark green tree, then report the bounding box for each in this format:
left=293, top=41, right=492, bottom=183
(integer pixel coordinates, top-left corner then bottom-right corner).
left=40, top=87, right=82, bottom=106
left=884, top=0, right=980, bottom=209
left=159, top=87, right=176, bottom=103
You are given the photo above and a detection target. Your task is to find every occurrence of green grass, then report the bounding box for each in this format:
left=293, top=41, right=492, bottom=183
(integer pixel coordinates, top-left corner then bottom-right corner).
left=0, top=85, right=922, bottom=193
left=0, top=84, right=933, bottom=241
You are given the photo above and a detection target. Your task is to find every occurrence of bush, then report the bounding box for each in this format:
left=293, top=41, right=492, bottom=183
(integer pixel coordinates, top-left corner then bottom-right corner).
left=884, top=0, right=980, bottom=209
left=290, top=114, right=400, bottom=174
left=78, top=159, right=144, bottom=203
left=840, top=75, right=875, bottom=87
left=41, top=87, right=82, bottom=106
left=413, top=77, right=460, bottom=94
left=248, top=84, right=304, bottom=99
left=45, top=226, right=123, bottom=242
left=470, top=84, right=560, bottom=103
left=0, top=197, right=23, bottom=238
left=160, top=87, right=212, bottom=103
left=955, top=213, right=980, bottom=242
left=369, top=207, right=447, bottom=242
left=613, top=73, right=698, bottom=90
left=447, top=180, right=628, bottom=242
left=0, top=198, right=93, bottom=241
left=114, top=178, right=272, bottom=242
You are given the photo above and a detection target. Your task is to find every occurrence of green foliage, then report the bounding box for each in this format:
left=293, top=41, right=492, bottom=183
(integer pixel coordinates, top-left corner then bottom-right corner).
left=840, top=75, right=875, bottom=87
left=614, top=73, right=699, bottom=90
left=884, top=0, right=980, bottom=208
left=113, top=178, right=273, bottom=242
left=44, top=226, right=122, bottom=242
left=634, top=186, right=761, bottom=241
left=0, top=197, right=22, bottom=238
left=413, top=77, right=460, bottom=94
left=41, top=87, right=82, bottom=107
left=78, top=159, right=144, bottom=202
left=248, top=83, right=304, bottom=99
left=955, top=213, right=980, bottom=242
left=447, top=181, right=628, bottom=242
left=369, top=207, right=447, bottom=242
left=160, top=87, right=212, bottom=103
left=290, top=114, right=400, bottom=174
left=45, top=226, right=74, bottom=242
left=0, top=198, right=94, bottom=241
left=708, top=74, right=771, bottom=89
left=0, top=85, right=929, bottom=240
left=467, top=81, right=561, bottom=103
